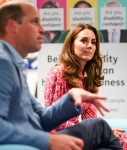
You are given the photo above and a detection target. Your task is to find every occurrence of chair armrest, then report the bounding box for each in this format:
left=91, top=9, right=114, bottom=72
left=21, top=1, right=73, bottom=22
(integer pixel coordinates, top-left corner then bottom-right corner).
left=0, top=144, right=40, bottom=150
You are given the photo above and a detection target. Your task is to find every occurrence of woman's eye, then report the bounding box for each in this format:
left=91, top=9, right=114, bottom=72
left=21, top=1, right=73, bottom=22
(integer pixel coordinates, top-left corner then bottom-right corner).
left=92, top=41, right=96, bottom=45
left=81, top=39, right=87, bottom=43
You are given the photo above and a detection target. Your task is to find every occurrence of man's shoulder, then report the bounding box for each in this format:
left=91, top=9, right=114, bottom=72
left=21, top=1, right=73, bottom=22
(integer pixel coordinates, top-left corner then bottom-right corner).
left=0, top=42, right=9, bottom=59
left=0, top=44, right=12, bottom=63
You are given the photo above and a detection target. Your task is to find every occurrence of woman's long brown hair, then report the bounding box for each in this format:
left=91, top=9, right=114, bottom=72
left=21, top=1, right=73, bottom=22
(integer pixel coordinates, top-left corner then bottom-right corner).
left=59, top=24, right=104, bottom=93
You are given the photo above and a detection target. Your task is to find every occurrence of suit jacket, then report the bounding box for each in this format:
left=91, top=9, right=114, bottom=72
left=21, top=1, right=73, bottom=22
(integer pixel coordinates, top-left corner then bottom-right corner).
left=0, top=41, right=81, bottom=150
left=99, top=29, right=127, bottom=43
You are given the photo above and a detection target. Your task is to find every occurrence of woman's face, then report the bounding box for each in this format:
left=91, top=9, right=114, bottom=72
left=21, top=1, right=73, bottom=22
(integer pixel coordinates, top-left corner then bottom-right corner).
left=73, top=29, right=96, bottom=65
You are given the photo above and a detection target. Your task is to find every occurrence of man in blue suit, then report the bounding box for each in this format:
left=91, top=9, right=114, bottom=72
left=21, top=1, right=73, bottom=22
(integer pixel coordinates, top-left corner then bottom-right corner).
left=0, top=1, right=123, bottom=150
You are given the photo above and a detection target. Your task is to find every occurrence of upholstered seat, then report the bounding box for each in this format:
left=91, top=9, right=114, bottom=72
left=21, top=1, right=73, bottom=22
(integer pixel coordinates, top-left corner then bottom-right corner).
left=0, top=144, right=40, bottom=150
left=105, top=118, right=127, bottom=134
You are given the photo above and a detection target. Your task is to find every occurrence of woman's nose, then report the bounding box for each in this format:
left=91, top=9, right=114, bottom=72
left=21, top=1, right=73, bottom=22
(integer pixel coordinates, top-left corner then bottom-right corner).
left=87, top=42, right=92, bottom=48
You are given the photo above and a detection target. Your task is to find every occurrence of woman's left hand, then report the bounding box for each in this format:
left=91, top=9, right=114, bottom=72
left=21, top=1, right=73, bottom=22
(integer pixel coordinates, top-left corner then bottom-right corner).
left=112, top=128, right=125, bottom=138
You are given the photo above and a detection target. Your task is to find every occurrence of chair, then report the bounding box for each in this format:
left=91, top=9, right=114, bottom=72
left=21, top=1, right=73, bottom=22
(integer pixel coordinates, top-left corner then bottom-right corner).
left=58, top=30, right=70, bottom=43
left=0, top=144, right=40, bottom=150
left=105, top=118, right=127, bottom=134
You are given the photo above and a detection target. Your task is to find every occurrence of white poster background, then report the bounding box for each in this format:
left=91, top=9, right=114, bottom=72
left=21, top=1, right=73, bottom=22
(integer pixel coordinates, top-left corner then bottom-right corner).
left=37, top=43, right=127, bottom=119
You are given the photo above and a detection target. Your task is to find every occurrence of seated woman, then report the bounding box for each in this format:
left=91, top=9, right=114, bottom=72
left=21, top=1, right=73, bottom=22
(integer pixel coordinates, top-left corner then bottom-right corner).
left=44, top=24, right=127, bottom=149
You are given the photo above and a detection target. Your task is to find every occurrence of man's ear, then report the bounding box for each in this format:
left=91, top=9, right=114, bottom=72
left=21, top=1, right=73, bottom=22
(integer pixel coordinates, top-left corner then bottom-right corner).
left=6, top=19, right=17, bottom=34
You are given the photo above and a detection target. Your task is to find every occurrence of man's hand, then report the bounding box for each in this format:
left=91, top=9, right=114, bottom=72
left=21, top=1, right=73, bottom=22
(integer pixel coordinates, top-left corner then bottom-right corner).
left=48, top=134, right=84, bottom=150
left=68, top=88, right=109, bottom=116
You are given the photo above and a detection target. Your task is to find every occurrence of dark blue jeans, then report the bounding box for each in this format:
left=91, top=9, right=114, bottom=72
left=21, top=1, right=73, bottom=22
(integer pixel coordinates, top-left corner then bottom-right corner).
left=59, top=118, right=123, bottom=150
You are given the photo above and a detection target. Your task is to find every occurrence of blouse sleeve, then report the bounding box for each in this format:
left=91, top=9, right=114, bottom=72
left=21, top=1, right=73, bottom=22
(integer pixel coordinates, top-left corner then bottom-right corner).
left=81, top=102, right=97, bottom=120
left=43, top=68, right=58, bottom=107
left=81, top=86, right=98, bottom=119
left=43, top=67, right=68, bottom=107
left=43, top=67, right=79, bottom=133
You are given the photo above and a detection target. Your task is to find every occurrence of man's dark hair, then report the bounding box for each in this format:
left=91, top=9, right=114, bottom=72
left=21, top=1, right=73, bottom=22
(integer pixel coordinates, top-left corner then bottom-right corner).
left=0, top=3, right=25, bottom=36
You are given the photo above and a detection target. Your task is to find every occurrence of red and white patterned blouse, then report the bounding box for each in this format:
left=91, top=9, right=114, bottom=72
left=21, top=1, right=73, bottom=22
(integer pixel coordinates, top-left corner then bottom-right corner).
left=43, top=66, right=97, bottom=133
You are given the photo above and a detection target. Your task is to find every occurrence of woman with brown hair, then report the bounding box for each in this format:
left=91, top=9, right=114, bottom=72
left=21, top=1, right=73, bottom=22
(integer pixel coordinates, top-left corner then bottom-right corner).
left=43, top=23, right=127, bottom=149
left=44, top=23, right=103, bottom=133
